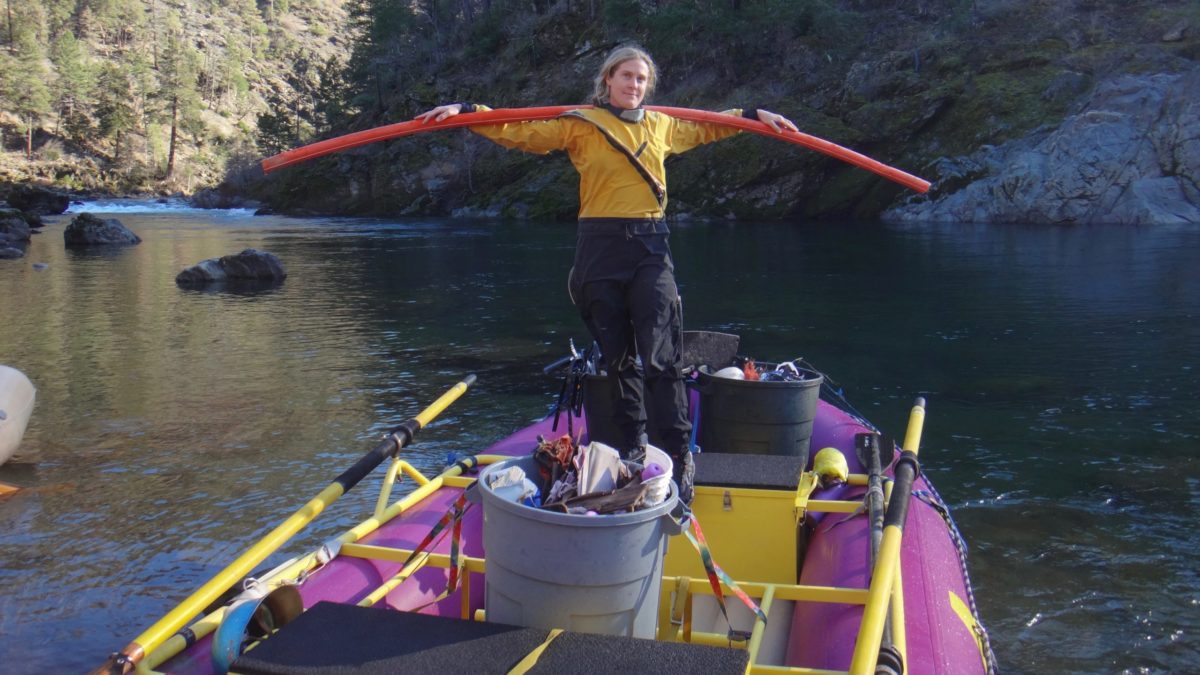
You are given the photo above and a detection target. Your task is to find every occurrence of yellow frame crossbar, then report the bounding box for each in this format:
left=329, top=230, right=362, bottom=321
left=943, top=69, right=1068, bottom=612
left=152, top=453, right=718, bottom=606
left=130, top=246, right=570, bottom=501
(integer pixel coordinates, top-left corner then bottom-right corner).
left=130, top=397, right=931, bottom=675
left=139, top=455, right=510, bottom=672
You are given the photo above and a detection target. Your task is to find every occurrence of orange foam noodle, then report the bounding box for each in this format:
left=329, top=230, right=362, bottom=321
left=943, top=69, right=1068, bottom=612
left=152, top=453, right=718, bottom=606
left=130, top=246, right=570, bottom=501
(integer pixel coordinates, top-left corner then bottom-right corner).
left=262, top=105, right=930, bottom=193
left=261, top=107, right=581, bottom=174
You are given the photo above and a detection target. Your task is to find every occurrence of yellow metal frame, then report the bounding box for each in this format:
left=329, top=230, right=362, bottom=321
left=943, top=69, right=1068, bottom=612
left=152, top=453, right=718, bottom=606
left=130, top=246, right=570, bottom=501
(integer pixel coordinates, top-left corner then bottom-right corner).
left=137, top=457, right=507, bottom=673
left=135, top=398, right=929, bottom=675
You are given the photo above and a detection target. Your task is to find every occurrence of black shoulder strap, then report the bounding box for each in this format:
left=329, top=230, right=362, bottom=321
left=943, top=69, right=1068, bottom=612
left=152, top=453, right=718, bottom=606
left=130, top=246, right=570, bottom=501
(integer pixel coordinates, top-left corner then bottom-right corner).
left=562, top=110, right=665, bottom=207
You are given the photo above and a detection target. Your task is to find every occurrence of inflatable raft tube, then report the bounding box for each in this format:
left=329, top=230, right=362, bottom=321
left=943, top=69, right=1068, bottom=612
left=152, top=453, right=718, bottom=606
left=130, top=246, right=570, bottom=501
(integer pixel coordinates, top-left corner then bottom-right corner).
left=0, top=365, right=36, bottom=466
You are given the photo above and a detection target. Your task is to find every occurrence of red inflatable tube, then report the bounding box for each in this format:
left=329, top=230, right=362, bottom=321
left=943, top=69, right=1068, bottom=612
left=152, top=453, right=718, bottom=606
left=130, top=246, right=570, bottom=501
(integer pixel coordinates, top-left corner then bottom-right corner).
left=261, top=105, right=930, bottom=194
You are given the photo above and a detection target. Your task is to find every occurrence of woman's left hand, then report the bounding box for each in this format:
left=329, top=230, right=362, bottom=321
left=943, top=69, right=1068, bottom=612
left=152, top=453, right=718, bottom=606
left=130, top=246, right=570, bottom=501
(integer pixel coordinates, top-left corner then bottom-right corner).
left=756, top=109, right=799, bottom=134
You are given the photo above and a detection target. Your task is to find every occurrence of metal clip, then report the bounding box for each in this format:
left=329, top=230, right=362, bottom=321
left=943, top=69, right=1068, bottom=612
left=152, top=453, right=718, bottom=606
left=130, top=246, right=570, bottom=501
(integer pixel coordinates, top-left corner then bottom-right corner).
left=723, top=490, right=732, bottom=511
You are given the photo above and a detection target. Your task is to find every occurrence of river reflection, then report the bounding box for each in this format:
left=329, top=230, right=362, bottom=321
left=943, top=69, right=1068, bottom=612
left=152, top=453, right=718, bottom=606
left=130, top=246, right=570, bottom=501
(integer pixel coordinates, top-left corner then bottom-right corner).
left=0, top=204, right=1197, bottom=673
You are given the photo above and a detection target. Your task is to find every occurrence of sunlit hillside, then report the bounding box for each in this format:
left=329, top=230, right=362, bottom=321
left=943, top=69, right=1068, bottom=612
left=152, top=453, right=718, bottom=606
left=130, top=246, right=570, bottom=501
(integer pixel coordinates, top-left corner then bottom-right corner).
left=0, top=0, right=351, bottom=195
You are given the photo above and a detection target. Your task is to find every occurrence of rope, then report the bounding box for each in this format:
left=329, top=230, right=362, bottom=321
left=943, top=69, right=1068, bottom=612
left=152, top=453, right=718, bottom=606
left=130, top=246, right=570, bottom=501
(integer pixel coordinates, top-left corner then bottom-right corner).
left=912, top=487, right=999, bottom=674
left=682, top=511, right=767, bottom=642
left=399, top=493, right=471, bottom=612
left=791, top=357, right=880, bottom=433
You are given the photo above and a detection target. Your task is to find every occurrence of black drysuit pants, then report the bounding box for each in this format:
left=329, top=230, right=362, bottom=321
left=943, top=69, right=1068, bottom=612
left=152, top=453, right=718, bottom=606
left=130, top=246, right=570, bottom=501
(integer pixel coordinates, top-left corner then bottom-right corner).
left=571, top=219, right=691, bottom=459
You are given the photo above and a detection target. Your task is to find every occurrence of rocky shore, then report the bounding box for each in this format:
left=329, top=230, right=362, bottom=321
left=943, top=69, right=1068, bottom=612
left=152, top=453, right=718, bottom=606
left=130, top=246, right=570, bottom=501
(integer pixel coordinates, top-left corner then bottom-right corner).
left=884, top=67, right=1200, bottom=225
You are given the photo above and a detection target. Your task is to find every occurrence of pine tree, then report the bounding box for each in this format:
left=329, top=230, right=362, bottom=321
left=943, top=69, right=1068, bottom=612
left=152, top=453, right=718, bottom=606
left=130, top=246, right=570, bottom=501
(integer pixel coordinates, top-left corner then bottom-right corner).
left=94, top=62, right=136, bottom=163
left=156, top=31, right=202, bottom=178
left=315, top=56, right=352, bottom=133
left=9, top=34, right=53, bottom=158
left=255, top=93, right=295, bottom=155
left=346, top=0, right=420, bottom=113
left=50, top=29, right=95, bottom=138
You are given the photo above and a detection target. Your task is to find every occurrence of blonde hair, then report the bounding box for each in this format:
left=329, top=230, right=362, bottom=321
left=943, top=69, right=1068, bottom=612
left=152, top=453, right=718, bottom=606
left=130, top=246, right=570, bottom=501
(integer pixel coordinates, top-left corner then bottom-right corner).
left=590, top=45, right=657, bottom=106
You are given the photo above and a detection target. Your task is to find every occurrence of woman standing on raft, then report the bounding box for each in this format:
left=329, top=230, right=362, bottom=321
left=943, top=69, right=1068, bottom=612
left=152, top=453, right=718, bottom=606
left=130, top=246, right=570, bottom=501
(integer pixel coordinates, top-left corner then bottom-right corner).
left=419, top=45, right=797, bottom=504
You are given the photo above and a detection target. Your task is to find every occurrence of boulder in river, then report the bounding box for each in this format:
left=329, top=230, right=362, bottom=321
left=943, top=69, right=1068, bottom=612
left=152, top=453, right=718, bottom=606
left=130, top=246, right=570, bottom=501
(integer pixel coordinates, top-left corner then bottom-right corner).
left=5, top=185, right=70, bottom=215
left=63, top=213, right=142, bottom=246
left=1, top=208, right=33, bottom=246
left=175, top=248, right=287, bottom=285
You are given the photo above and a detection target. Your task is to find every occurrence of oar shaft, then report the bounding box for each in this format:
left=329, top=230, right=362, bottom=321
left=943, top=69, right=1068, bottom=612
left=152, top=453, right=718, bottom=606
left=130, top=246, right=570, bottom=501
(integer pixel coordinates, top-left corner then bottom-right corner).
left=901, top=397, right=926, bottom=457
left=124, top=483, right=346, bottom=669
left=95, top=376, right=476, bottom=675
left=850, top=398, right=926, bottom=675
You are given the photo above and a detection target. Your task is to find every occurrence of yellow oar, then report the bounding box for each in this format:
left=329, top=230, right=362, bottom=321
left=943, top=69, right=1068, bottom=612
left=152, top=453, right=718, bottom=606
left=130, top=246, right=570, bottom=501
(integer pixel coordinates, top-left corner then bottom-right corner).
left=93, top=375, right=476, bottom=675
left=850, top=397, right=925, bottom=675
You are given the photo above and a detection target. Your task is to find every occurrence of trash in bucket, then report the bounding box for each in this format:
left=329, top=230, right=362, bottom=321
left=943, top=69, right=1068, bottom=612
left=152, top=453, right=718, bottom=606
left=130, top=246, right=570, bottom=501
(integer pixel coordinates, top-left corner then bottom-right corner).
left=502, top=435, right=674, bottom=515
left=485, top=465, right=542, bottom=507
left=696, top=358, right=823, bottom=457
left=475, top=450, right=681, bottom=638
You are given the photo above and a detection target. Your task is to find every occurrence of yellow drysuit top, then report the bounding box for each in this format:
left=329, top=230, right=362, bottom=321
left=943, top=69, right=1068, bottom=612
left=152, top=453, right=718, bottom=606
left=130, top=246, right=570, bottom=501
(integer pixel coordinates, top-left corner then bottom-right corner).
left=470, top=105, right=743, bottom=219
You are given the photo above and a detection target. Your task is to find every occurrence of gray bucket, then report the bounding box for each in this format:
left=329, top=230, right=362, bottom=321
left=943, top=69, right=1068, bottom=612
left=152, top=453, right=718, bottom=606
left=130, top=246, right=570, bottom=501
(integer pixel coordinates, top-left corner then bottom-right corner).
left=696, top=364, right=823, bottom=456
left=475, top=455, right=680, bottom=638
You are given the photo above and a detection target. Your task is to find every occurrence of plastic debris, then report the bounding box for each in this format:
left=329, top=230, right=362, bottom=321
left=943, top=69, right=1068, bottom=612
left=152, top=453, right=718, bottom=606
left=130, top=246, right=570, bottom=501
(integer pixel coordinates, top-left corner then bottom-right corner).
left=577, top=442, right=626, bottom=494
left=758, top=360, right=814, bottom=382
left=518, top=438, right=677, bottom=515
left=488, top=465, right=542, bottom=507
left=742, top=359, right=761, bottom=381
left=638, top=446, right=673, bottom=507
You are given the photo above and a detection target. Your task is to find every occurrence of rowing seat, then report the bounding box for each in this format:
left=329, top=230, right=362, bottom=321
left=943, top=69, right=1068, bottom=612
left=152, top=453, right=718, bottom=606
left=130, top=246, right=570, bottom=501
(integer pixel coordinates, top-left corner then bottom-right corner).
left=232, top=601, right=750, bottom=674
left=694, top=452, right=807, bottom=490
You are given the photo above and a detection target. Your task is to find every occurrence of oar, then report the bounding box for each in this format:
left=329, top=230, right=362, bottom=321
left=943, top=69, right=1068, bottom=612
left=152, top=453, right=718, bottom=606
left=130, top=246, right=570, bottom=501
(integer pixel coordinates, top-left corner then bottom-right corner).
left=850, top=397, right=925, bottom=675
left=93, top=375, right=476, bottom=675
left=856, top=432, right=898, bottom=663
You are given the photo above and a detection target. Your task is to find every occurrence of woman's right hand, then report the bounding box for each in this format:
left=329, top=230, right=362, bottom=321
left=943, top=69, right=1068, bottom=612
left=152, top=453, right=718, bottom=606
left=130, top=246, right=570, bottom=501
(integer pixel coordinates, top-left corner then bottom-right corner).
left=415, top=103, right=463, bottom=124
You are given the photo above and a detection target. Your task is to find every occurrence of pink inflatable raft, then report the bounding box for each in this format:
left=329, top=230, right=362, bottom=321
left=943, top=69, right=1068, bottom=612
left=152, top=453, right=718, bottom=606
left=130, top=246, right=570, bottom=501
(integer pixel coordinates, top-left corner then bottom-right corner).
left=96, top=361, right=995, bottom=675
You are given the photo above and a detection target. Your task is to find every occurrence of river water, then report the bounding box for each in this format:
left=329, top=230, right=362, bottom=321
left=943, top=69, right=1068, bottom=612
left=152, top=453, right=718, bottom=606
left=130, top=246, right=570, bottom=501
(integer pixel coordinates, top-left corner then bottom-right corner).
left=0, top=202, right=1197, bottom=673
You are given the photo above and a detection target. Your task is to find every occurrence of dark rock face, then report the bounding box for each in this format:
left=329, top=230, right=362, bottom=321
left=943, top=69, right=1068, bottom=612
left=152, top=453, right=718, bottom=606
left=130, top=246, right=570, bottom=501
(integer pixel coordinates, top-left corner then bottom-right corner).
left=6, top=185, right=70, bottom=215
left=1, top=208, right=33, bottom=245
left=175, top=248, right=287, bottom=285
left=189, top=187, right=260, bottom=211
left=63, top=213, right=142, bottom=246
left=884, top=67, right=1200, bottom=225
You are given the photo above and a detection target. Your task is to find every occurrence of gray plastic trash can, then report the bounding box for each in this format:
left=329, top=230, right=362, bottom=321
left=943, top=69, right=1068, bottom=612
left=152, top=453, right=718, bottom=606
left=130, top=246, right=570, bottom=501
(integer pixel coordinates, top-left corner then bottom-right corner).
left=475, top=455, right=680, bottom=638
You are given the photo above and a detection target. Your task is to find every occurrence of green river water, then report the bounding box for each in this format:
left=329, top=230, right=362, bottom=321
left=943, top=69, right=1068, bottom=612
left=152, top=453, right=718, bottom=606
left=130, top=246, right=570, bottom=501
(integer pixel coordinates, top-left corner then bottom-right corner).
left=0, top=202, right=1196, bottom=673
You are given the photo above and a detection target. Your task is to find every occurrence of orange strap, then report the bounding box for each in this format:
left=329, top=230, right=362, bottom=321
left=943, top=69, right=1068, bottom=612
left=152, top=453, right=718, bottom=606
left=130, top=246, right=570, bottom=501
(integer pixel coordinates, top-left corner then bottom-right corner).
left=261, top=105, right=929, bottom=193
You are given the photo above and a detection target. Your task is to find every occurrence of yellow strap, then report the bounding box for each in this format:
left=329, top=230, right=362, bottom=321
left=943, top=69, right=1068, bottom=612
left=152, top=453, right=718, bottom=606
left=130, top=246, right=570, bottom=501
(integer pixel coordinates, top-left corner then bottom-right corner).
left=948, top=591, right=989, bottom=673
left=507, top=629, right=564, bottom=675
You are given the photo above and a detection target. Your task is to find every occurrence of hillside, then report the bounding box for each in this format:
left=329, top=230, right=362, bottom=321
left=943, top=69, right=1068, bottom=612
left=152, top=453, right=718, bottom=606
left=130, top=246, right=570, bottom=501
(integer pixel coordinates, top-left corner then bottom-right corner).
left=239, top=0, right=1199, bottom=222
left=0, top=0, right=351, bottom=195
left=2, top=1, right=1197, bottom=222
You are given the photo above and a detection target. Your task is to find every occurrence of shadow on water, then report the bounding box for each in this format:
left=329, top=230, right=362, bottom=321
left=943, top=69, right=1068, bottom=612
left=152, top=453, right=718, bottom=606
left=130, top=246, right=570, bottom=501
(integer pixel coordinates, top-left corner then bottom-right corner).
left=175, top=280, right=288, bottom=296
